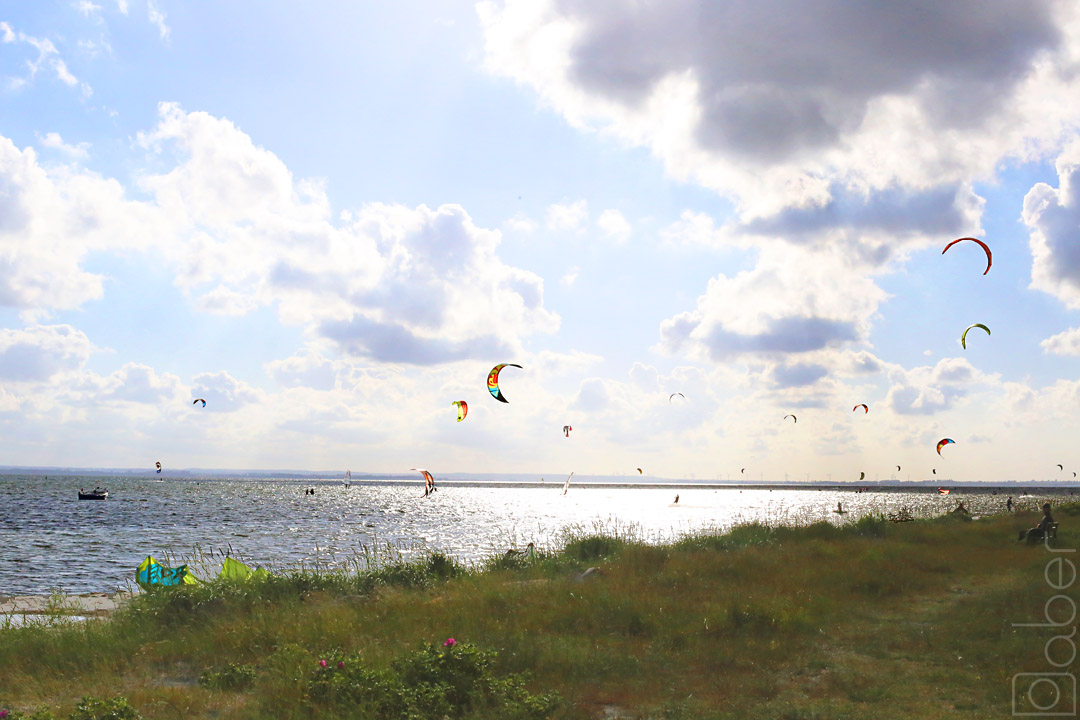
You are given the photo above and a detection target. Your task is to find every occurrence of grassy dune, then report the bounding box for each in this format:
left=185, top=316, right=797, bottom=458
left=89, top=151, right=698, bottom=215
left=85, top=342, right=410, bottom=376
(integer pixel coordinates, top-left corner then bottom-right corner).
left=1, top=505, right=1077, bottom=719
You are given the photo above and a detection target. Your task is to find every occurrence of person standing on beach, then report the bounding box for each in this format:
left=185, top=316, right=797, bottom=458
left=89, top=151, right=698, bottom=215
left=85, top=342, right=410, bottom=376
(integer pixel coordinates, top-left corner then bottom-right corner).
left=1006, top=496, right=1013, bottom=512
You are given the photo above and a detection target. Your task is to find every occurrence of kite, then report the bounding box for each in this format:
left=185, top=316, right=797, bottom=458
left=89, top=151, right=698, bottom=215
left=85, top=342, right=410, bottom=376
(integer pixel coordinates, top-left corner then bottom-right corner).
left=1058, top=464, right=1064, bottom=471
left=155, top=461, right=162, bottom=474
left=933, top=469, right=937, bottom=475
left=961, top=323, right=990, bottom=349
left=853, top=404, right=869, bottom=413
left=669, top=393, right=685, bottom=403
left=193, top=398, right=206, bottom=407
left=936, top=438, right=955, bottom=456
left=859, top=471, right=865, bottom=480
left=741, top=468, right=746, bottom=474
left=637, top=468, right=642, bottom=474
left=411, top=468, right=436, bottom=497
left=942, top=237, right=992, bottom=275
left=487, top=363, right=522, bottom=403
left=1074, top=472, right=1077, bottom=478
left=562, top=471, right=573, bottom=496
left=563, top=425, right=572, bottom=437
left=938, top=487, right=951, bottom=495
left=896, top=465, right=901, bottom=472
left=784, top=414, right=797, bottom=423
left=452, top=401, right=468, bottom=422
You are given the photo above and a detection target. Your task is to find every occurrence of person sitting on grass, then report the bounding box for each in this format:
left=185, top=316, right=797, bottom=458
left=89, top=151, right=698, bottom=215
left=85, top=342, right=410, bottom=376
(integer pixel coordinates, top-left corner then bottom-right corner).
left=1018, top=502, right=1055, bottom=542
left=952, top=501, right=970, bottom=515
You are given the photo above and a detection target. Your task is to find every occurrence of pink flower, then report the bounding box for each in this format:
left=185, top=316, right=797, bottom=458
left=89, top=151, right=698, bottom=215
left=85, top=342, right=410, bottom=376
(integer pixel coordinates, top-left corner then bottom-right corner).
left=2, top=710, right=8, bottom=718
left=319, top=660, right=328, bottom=668
left=337, top=661, right=345, bottom=669
left=443, top=638, right=457, bottom=647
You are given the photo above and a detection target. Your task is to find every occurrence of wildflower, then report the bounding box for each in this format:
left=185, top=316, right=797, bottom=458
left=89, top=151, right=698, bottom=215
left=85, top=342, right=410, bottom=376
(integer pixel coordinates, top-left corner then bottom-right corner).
left=443, top=637, right=457, bottom=647
left=337, top=661, right=345, bottom=669
left=319, top=660, right=328, bottom=668
left=1, top=710, right=7, bottom=718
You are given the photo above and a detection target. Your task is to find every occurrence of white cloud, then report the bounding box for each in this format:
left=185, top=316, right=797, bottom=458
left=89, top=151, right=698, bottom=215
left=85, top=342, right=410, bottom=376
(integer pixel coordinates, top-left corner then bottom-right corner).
left=73, top=1, right=103, bottom=18
left=0, top=24, right=89, bottom=94
left=147, top=0, right=170, bottom=40
left=883, top=357, right=995, bottom=416
left=504, top=213, right=538, bottom=233
left=0, top=325, right=93, bottom=382
left=1026, top=140, right=1080, bottom=309
left=115, top=0, right=128, bottom=13
left=561, top=265, right=579, bottom=285
left=479, top=0, right=1080, bottom=220
left=36, top=131, right=89, bottom=158
left=545, top=199, right=588, bottom=232
left=265, top=348, right=339, bottom=390
left=596, top=208, right=630, bottom=242
left=657, top=243, right=887, bottom=361
left=190, top=370, right=263, bottom=412
left=135, top=102, right=559, bottom=364
left=1041, top=327, right=1080, bottom=356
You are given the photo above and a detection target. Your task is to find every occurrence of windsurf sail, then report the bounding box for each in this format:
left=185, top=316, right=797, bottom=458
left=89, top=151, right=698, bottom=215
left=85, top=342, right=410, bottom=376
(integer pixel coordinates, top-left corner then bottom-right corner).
left=562, top=471, right=573, bottom=496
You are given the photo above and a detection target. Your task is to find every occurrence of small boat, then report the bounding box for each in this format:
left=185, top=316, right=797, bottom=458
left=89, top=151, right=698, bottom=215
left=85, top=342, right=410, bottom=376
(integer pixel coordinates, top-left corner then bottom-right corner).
left=78, top=487, right=108, bottom=500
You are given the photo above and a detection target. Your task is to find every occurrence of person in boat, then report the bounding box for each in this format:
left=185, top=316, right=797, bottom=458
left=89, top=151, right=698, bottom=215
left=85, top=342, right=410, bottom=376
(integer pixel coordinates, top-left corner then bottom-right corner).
left=951, top=501, right=969, bottom=515
left=1006, top=496, right=1014, bottom=512
left=1019, top=503, right=1055, bottom=542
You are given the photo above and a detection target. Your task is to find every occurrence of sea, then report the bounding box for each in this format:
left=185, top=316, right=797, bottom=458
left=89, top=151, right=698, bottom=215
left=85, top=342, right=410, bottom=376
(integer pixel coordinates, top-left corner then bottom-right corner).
left=0, top=474, right=1071, bottom=596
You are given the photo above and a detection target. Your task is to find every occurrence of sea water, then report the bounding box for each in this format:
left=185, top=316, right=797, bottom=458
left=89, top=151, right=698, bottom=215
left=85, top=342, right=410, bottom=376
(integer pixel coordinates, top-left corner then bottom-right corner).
left=0, top=475, right=1065, bottom=595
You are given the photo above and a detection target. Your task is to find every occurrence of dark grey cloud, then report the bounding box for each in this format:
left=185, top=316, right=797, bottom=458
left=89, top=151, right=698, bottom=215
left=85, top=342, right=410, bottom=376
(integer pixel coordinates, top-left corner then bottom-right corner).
left=319, top=315, right=511, bottom=365
left=700, top=316, right=857, bottom=359
left=558, top=0, right=1059, bottom=165
left=770, top=362, right=828, bottom=388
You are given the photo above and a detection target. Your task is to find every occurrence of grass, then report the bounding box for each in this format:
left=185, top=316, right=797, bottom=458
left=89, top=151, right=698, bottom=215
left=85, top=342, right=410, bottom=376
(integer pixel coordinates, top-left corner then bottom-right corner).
left=0, top=505, right=1075, bottom=719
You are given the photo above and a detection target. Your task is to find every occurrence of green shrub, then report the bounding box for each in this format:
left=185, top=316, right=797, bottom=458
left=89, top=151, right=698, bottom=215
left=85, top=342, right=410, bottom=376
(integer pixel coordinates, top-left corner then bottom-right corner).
left=198, top=662, right=257, bottom=691
left=67, top=697, right=141, bottom=720
left=305, top=642, right=560, bottom=719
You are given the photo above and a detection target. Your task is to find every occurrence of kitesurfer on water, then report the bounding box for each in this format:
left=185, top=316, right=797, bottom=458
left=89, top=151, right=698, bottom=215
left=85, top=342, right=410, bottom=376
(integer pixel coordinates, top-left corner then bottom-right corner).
left=1019, top=503, right=1055, bottom=542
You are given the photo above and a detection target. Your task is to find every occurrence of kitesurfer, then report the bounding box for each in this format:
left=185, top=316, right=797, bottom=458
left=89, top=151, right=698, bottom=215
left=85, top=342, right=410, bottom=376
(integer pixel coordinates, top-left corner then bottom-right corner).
left=1019, top=503, right=1055, bottom=542
left=674, top=494, right=679, bottom=504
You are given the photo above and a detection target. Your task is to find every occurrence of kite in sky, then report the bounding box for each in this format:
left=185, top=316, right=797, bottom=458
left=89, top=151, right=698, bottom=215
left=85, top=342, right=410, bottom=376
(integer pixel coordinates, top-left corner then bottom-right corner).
left=853, top=404, right=868, bottom=413
left=155, top=461, right=162, bottom=474
left=942, top=237, right=992, bottom=275
left=961, top=323, right=990, bottom=349
left=563, top=425, right=572, bottom=437
left=936, top=438, right=955, bottom=456
left=193, top=398, right=206, bottom=407
left=784, top=414, right=797, bottom=423
left=669, top=392, right=685, bottom=403
left=411, top=468, right=436, bottom=497
left=452, top=401, right=467, bottom=422
left=487, top=364, right=522, bottom=403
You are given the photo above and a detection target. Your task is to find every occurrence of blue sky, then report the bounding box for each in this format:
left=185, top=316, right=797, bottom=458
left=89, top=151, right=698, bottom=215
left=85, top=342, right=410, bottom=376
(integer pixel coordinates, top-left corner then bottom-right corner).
left=3, top=0, right=1080, bottom=482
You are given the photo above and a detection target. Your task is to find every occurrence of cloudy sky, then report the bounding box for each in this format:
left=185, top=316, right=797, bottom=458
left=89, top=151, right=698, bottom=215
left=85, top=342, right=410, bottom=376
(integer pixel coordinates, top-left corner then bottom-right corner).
left=3, top=0, right=1080, bottom=482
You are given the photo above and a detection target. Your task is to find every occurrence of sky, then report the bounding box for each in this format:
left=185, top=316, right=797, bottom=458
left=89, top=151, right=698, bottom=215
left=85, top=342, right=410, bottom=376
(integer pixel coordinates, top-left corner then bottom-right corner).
left=3, top=0, right=1080, bottom=482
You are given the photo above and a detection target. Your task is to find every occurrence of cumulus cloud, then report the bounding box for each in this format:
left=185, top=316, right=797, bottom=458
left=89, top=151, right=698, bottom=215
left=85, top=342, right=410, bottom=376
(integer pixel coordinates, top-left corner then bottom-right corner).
left=480, top=0, right=1080, bottom=218
left=1042, top=327, right=1080, bottom=355
left=1027, top=140, right=1080, bottom=309
left=0, top=135, right=161, bottom=312
left=657, top=244, right=886, bottom=361
left=265, top=348, right=339, bottom=390
left=884, top=357, right=992, bottom=416
left=190, top=370, right=263, bottom=412
left=36, top=131, right=89, bottom=158
left=0, top=324, right=92, bottom=381
left=147, top=0, right=169, bottom=40
left=134, top=103, right=558, bottom=364
left=596, top=208, right=631, bottom=241
left=545, top=199, right=588, bottom=232
left=80, top=362, right=183, bottom=404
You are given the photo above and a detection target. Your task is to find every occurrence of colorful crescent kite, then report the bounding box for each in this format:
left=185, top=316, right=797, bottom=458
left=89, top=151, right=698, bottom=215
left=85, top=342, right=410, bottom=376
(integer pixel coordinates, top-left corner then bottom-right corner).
left=193, top=398, right=206, bottom=407
left=669, top=392, right=685, bottom=403
left=411, top=468, right=436, bottom=496
left=155, top=461, right=162, bottom=474
left=936, top=438, right=955, bottom=456
left=961, top=323, right=990, bottom=349
left=942, top=237, right=992, bottom=275
left=452, top=401, right=468, bottom=422
left=784, top=414, right=797, bottom=423
left=487, top=363, right=522, bottom=403
left=938, top=487, right=951, bottom=495
left=853, top=404, right=868, bottom=413
left=563, top=425, right=572, bottom=437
